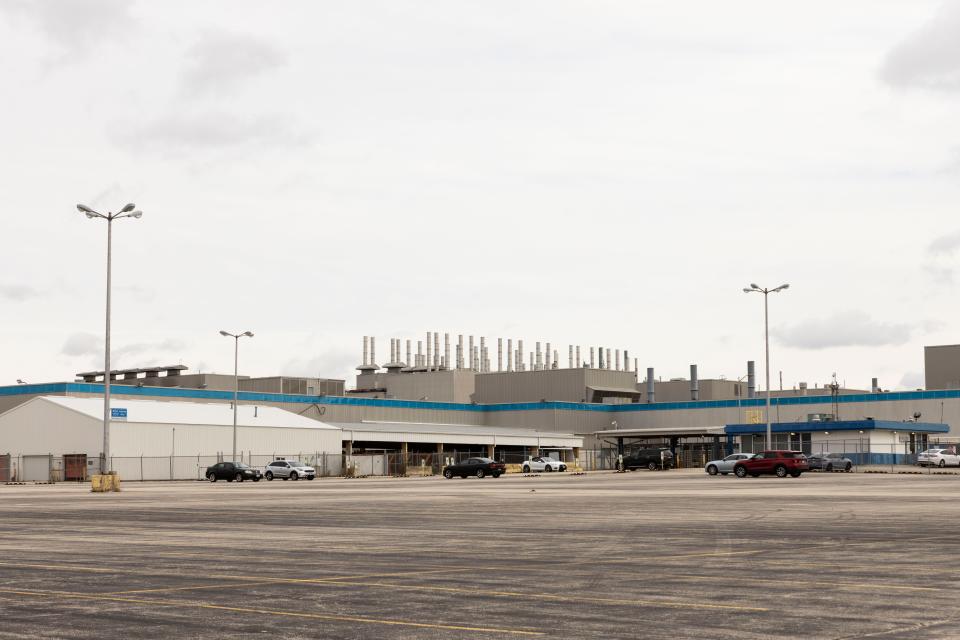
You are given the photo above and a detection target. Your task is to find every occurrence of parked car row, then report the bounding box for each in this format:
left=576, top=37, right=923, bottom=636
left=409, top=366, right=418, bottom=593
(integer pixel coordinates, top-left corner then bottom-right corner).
left=705, top=450, right=860, bottom=478
left=205, top=459, right=317, bottom=483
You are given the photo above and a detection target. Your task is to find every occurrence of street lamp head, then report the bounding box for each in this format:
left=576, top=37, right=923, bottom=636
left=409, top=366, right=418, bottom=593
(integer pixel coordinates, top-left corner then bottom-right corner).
left=749, top=283, right=759, bottom=290
left=242, top=331, right=254, bottom=337
left=219, top=330, right=230, bottom=337
left=742, top=288, right=753, bottom=293
left=85, top=212, right=97, bottom=219
left=776, top=283, right=790, bottom=291
left=77, top=203, right=95, bottom=214
left=120, top=203, right=136, bottom=213
left=128, top=210, right=143, bottom=219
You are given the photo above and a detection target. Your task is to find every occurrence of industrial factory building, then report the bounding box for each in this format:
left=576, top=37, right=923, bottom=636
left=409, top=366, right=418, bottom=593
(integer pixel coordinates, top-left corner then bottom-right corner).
left=3, top=333, right=960, bottom=479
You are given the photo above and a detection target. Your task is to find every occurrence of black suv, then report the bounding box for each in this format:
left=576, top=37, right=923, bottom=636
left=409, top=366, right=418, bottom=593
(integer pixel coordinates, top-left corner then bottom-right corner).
left=205, top=462, right=262, bottom=482
left=623, top=447, right=674, bottom=471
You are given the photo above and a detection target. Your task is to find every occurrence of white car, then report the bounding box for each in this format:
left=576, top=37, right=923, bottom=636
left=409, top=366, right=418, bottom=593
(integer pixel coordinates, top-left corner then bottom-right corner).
left=705, top=453, right=756, bottom=476
left=522, top=456, right=566, bottom=473
left=917, top=448, right=960, bottom=468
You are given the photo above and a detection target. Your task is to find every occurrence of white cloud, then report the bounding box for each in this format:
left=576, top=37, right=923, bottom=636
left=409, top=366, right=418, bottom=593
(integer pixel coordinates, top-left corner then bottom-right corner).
left=0, top=284, right=38, bottom=301
left=929, top=229, right=960, bottom=254
left=110, top=112, right=311, bottom=153
left=775, top=311, right=912, bottom=350
left=61, top=332, right=102, bottom=357
left=881, top=2, right=960, bottom=91
left=898, top=371, right=925, bottom=390
left=0, top=0, right=136, bottom=59
left=181, top=30, right=286, bottom=97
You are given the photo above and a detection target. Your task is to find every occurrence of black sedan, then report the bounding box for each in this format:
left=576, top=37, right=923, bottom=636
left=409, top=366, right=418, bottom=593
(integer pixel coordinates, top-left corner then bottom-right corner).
left=442, top=457, right=506, bottom=479
left=205, top=462, right=262, bottom=482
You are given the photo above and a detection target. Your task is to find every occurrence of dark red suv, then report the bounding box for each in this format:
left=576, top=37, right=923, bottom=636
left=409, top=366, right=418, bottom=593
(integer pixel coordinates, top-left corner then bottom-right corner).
left=733, top=450, right=808, bottom=478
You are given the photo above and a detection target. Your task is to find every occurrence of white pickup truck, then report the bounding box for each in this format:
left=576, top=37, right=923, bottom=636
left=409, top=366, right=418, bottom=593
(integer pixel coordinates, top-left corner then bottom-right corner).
left=521, top=456, right=567, bottom=473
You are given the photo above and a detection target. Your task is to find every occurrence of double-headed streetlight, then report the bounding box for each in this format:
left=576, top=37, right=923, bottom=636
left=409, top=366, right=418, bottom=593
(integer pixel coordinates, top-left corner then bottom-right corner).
left=219, top=330, right=253, bottom=462
left=743, top=283, right=789, bottom=450
left=78, top=202, right=143, bottom=474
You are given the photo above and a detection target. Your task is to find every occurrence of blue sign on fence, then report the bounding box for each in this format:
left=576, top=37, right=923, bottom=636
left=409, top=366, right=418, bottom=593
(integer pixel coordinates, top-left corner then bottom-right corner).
left=111, top=408, right=128, bottom=419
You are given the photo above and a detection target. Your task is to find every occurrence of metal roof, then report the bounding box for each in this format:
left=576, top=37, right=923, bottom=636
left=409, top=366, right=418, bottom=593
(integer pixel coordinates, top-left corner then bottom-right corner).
left=593, top=425, right=727, bottom=438
left=724, top=419, right=950, bottom=435
left=586, top=386, right=642, bottom=395
left=26, top=396, right=340, bottom=430
left=331, top=420, right=582, bottom=447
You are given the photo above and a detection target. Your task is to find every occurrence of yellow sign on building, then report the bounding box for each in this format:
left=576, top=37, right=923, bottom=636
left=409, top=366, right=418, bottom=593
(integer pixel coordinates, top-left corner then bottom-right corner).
left=745, top=410, right=764, bottom=425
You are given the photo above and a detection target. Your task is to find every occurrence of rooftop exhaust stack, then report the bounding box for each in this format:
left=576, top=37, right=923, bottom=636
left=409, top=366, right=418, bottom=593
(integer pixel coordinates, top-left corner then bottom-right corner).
left=747, top=361, right=756, bottom=399
left=646, top=367, right=655, bottom=403
left=568, top=345, right=573, bottom=369
left=434, top=332, right=440, bottom=369
left=624, top=350, right=629, bottom=372
left=576, top=346, right=581, bottom=368
left=589, top=347, right=595, bottom=368
left=690, top=364, right=699, bottom=401
left=615, top=349, right=620, bottom=371
left=871, top=377, right=879, bottom=393
left=444, top=333, right=450, bottom=370
left=518, top=340, right=524, bottom=371
left=498, top=338, right=503, bottom=372
left=545, top=342, right=551, bottom=370
left=406, top=340, right=411, bottom=368
left=507, top=339, right=513, bottom=371
left=457, top=335, right=464, bottom=370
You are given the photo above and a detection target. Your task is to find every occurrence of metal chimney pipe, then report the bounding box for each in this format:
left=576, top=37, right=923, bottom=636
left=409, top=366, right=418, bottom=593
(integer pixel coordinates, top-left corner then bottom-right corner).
left=871, top=377, right=879, bottom=393
left=589, top=347, right=595, bottom=368
left=457, top=335, right=464, bottom=369
left=469, top=336, right=475, bottom=370
left=646, top=367, right=655, bottom=403
left=568, top=345, right=573, bottom=368
left=747, top=360, right=756, bottom=399
left=518, top=340, right=524, bottom=371
left=545, top=342, right=551, bottom=370
left=363, top=336, right=369, bottom=366
left=535, top=342, right=542, bottom=370
left=370, top=337, right=377, bottom=366
left=417, top=340, right=423, bottom=367
left=480, top=337, right=486, bottom=372
left=405, top=339, right=411, bottom=366
left=473, top=346, right=479, bottom=372
left=498, top=338, right=503, bottom=371
left=615, top=350, right=620, bottom=371
left=444, top=333, right=450, bottom=370
left=529, top=351, right=534, bottom=371
left=690, top=364, right=699, bottom=401
left=606, top=348, right=611, bottom=370
left=576, top=346, right=581, bottom=368
left=624, top=350, right=629, bottom=372
left=553, top=350, right=558, bottom=369
left=507, top=339, right=513, bottom=371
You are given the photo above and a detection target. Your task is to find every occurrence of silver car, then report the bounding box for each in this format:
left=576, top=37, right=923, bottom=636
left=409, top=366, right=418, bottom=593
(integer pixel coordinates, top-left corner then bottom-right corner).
left=264, top=459, right=316, bottom=481
left=705, top=453, right=756, bottom=476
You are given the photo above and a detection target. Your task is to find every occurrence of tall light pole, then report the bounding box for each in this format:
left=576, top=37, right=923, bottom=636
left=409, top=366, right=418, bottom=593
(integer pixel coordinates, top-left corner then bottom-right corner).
left=78, top=202, right=142, bottom=474
left=743, top=283, right=789, bottom=450
left=219, top=330, right=253, bottom=462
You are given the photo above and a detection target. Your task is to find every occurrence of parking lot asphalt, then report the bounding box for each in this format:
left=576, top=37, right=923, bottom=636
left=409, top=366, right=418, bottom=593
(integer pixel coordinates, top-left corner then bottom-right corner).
left=0, top=470, right=959, bottom=639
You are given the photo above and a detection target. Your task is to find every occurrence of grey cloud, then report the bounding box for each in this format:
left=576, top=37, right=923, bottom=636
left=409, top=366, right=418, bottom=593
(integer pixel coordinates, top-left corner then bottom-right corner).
left=0, top=0, right=136, bottom=58
left=881, top=2, right=960, bottom=91
left=62, top=332, right=102, bottom=357
left=111, top=112, right=311, bottom=153
left=929, top=229, right=960, bottom=255
left=61, top=333, right=185, bottom=361
left=283, top=347, right=355, bottom=382
left=181, top=31, right=286, bottom=96
left=774, top=311, right=911, bottom=350
left=0, top=284, right=38, bottom=301
left=898, top=371, right=925, bottom=390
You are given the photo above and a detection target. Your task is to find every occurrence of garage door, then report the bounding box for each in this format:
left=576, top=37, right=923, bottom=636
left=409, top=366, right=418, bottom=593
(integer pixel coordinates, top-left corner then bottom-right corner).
left=22, top=455, right=51, bottom=482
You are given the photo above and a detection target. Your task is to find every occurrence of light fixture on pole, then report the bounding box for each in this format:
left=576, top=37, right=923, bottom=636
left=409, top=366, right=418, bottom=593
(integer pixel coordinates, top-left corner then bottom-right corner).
left=220, top=330, right=254, bottom=462
left=742, top=282, right=789, bottom=450
left=78, top=202, right=143, bottom=474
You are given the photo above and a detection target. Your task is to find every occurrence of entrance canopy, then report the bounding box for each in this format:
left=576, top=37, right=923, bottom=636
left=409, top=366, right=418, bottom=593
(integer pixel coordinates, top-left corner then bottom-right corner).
left=592, top=425, right=727, bottom=439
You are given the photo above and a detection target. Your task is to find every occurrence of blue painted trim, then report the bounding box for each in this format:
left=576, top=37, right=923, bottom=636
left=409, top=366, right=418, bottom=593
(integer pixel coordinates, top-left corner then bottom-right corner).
left=724, top=419, right=949, bottom=435
left=2, top=383, right=960, bottom=416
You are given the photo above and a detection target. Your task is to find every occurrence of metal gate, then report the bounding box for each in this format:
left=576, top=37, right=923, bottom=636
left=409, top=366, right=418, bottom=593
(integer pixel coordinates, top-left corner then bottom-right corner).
left=63, top=454, right=88, bottom=481
left=0, top=454, right=10, bottom=482
left=22, top=455, right=52, bottom=482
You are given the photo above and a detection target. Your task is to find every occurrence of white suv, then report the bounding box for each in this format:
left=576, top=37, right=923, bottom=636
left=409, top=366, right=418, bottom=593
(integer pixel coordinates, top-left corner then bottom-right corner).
left=522, top=456, right=566, bottom=473
left=264, top=459, right=316, bottom=480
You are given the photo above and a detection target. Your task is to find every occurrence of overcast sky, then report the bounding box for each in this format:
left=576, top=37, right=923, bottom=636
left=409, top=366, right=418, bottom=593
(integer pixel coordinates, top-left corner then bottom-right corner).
left=1, top=1, right=959, bottom=392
